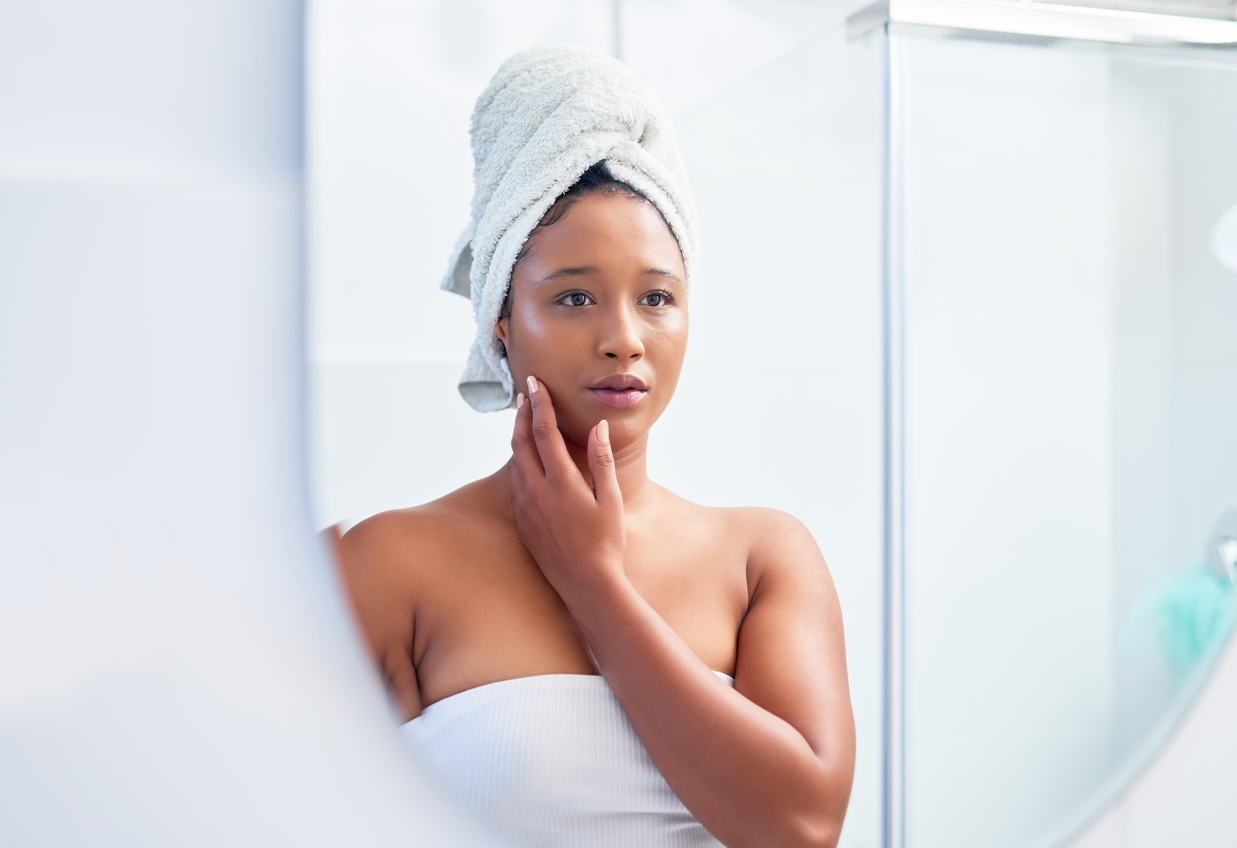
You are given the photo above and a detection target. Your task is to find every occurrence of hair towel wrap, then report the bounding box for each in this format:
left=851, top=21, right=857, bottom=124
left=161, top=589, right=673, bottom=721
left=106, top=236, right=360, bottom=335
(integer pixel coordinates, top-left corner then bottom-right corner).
left=441, top=44, right=699, bottom=412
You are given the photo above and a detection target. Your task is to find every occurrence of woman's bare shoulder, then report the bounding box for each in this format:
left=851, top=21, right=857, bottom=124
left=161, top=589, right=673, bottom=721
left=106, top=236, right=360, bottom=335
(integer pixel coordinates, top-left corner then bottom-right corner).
left=337, top=475, right=511, bottom=582
left=657, top=488, right=820, bottom=557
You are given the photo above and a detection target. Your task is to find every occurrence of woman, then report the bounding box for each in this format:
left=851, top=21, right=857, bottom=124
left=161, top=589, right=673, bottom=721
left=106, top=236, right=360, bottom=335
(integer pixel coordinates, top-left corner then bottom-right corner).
left=339, top=45, right=855, bottom=848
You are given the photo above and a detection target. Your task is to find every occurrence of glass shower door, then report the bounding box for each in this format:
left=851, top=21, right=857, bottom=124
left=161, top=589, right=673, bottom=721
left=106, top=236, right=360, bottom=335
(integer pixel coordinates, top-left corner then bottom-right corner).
left=890, top=25, right=1237, bottom=848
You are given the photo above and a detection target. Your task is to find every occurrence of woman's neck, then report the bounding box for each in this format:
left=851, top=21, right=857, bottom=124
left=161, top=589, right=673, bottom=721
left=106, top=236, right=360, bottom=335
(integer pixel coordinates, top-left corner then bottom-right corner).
left=564, top=430, right=654, bottom=509
left=496, top=430, right=657, bottom=515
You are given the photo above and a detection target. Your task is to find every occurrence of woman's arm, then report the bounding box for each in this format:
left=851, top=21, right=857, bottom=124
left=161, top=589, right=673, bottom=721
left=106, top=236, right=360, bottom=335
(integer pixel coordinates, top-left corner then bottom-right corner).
left=335, top=516, right=423, bottom=720
left=509, top=380, right=856, bottom=848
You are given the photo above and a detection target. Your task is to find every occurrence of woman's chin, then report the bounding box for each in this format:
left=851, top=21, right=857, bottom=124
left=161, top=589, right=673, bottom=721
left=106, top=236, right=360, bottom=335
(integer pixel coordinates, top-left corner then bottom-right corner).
left=560, top=413, right=648, bottom=450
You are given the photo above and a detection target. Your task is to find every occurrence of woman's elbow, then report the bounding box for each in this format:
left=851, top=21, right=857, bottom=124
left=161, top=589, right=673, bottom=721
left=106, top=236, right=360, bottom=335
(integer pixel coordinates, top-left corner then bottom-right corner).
left=788, top=809, right=844, bottom=848
left=785, top=768, right=851, bottom=848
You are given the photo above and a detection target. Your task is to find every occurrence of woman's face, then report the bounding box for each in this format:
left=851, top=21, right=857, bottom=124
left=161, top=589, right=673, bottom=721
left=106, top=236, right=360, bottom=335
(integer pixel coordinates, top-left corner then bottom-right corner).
left=496, top=190, right=688, bottom=451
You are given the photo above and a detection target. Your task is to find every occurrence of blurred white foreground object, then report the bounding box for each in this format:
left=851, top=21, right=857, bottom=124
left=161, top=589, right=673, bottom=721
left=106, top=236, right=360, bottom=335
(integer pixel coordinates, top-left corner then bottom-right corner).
left=0, top=3, right=500, bottom=846
left=1214, top=201, right=1237, bottom=272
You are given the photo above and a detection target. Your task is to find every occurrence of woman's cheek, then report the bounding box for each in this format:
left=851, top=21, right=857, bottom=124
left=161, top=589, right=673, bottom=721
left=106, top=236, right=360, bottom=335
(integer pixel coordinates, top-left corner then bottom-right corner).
left=515, top=302, right=551, bottom=342
left=507, top=307, right=560, bottom=382
left=647, top=318, right=689, bottom=368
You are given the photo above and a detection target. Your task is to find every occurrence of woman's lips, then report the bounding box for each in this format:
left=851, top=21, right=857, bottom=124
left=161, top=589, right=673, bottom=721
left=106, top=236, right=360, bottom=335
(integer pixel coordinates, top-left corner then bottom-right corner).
left=589, top=387, right=648, bottom=409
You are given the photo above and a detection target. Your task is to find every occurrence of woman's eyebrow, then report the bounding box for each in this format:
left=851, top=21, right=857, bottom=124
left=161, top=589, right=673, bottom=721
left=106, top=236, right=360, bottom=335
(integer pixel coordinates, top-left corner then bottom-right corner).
left=537, top=266, right=598, bottom=284
left=536, top=266, right=683, bottom=285
left=644, top=268, right=682, bottom=283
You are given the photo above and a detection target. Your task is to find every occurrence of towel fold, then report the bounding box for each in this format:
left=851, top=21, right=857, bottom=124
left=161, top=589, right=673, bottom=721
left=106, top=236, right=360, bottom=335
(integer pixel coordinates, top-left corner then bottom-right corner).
left=442, top=44, right=699, bottom=412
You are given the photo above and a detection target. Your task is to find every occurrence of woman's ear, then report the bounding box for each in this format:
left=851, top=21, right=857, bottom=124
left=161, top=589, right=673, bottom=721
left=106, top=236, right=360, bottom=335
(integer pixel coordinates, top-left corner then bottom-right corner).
left=496, top=286, right=514, bottom=358
left=495, top=314, right=510, bottom=350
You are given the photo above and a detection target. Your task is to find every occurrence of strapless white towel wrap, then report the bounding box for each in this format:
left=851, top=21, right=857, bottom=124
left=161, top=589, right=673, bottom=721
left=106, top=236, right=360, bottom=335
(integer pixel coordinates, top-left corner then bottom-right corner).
left=402, top=672, right=732, bottom=848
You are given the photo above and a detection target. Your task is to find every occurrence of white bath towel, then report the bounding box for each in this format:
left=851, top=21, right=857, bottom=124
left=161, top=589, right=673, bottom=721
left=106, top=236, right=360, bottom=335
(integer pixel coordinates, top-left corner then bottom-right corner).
left=442, top=44, right=699, bottom=412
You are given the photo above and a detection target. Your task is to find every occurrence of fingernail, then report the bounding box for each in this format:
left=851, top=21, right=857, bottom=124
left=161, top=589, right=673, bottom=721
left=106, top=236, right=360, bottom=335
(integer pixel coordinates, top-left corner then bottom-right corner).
left=516, top=392, right=524, bottom=410
left=598, top=419, right=609, bottom=443
left=527, top=375, right=538, bottom=394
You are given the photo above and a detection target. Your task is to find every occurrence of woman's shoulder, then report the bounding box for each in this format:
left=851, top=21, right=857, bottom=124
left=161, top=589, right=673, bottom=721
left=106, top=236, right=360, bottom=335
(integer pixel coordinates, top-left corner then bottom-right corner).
left=660, top=489, right=817, bottom=548
left=659, top=492, right=827, bottom=584
left=668, top=500, right=834, bottom=619
left=338, top=475, right=512, bottom=580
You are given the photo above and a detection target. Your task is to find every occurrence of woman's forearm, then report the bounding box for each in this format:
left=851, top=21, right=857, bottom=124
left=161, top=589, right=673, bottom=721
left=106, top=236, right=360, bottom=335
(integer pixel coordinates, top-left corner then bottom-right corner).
left=570, top=576, right=849, bottom=848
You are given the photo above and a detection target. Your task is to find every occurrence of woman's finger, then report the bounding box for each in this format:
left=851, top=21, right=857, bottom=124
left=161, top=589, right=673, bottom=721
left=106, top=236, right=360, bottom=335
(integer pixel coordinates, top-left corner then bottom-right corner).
left=507, top=452, right=529, bottom=507
left=587, top=419, right=623, bottom=511
left=525, top=376, right=576, bottom=484
left=510, top=391, right=544, bottom=478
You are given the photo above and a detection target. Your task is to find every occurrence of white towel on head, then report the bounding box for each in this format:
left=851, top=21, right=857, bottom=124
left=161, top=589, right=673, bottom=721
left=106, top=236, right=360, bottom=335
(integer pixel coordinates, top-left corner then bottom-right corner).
left=442, top=44, right=699, bottom=412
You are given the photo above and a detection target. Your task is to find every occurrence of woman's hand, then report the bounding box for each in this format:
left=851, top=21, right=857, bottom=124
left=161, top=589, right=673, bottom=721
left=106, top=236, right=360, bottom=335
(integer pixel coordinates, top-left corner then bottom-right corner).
left=508, top=375, right=627, bottom=608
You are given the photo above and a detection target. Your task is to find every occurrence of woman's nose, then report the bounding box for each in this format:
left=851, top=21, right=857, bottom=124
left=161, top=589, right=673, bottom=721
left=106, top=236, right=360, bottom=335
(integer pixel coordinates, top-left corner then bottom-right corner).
left=598, top=305, right=644, bottom=361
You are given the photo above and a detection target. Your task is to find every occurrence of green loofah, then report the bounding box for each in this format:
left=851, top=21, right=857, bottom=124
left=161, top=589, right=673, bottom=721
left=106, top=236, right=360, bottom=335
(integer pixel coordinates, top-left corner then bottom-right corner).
left=1151, top=566, right=1236, bottom=673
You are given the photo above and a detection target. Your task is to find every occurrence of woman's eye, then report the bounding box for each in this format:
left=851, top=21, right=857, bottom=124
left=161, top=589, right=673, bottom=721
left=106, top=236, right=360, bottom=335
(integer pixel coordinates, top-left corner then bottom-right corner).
left=561, top=292, right=590, bottom=307
left=640, top=292, right=671, bottom=307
